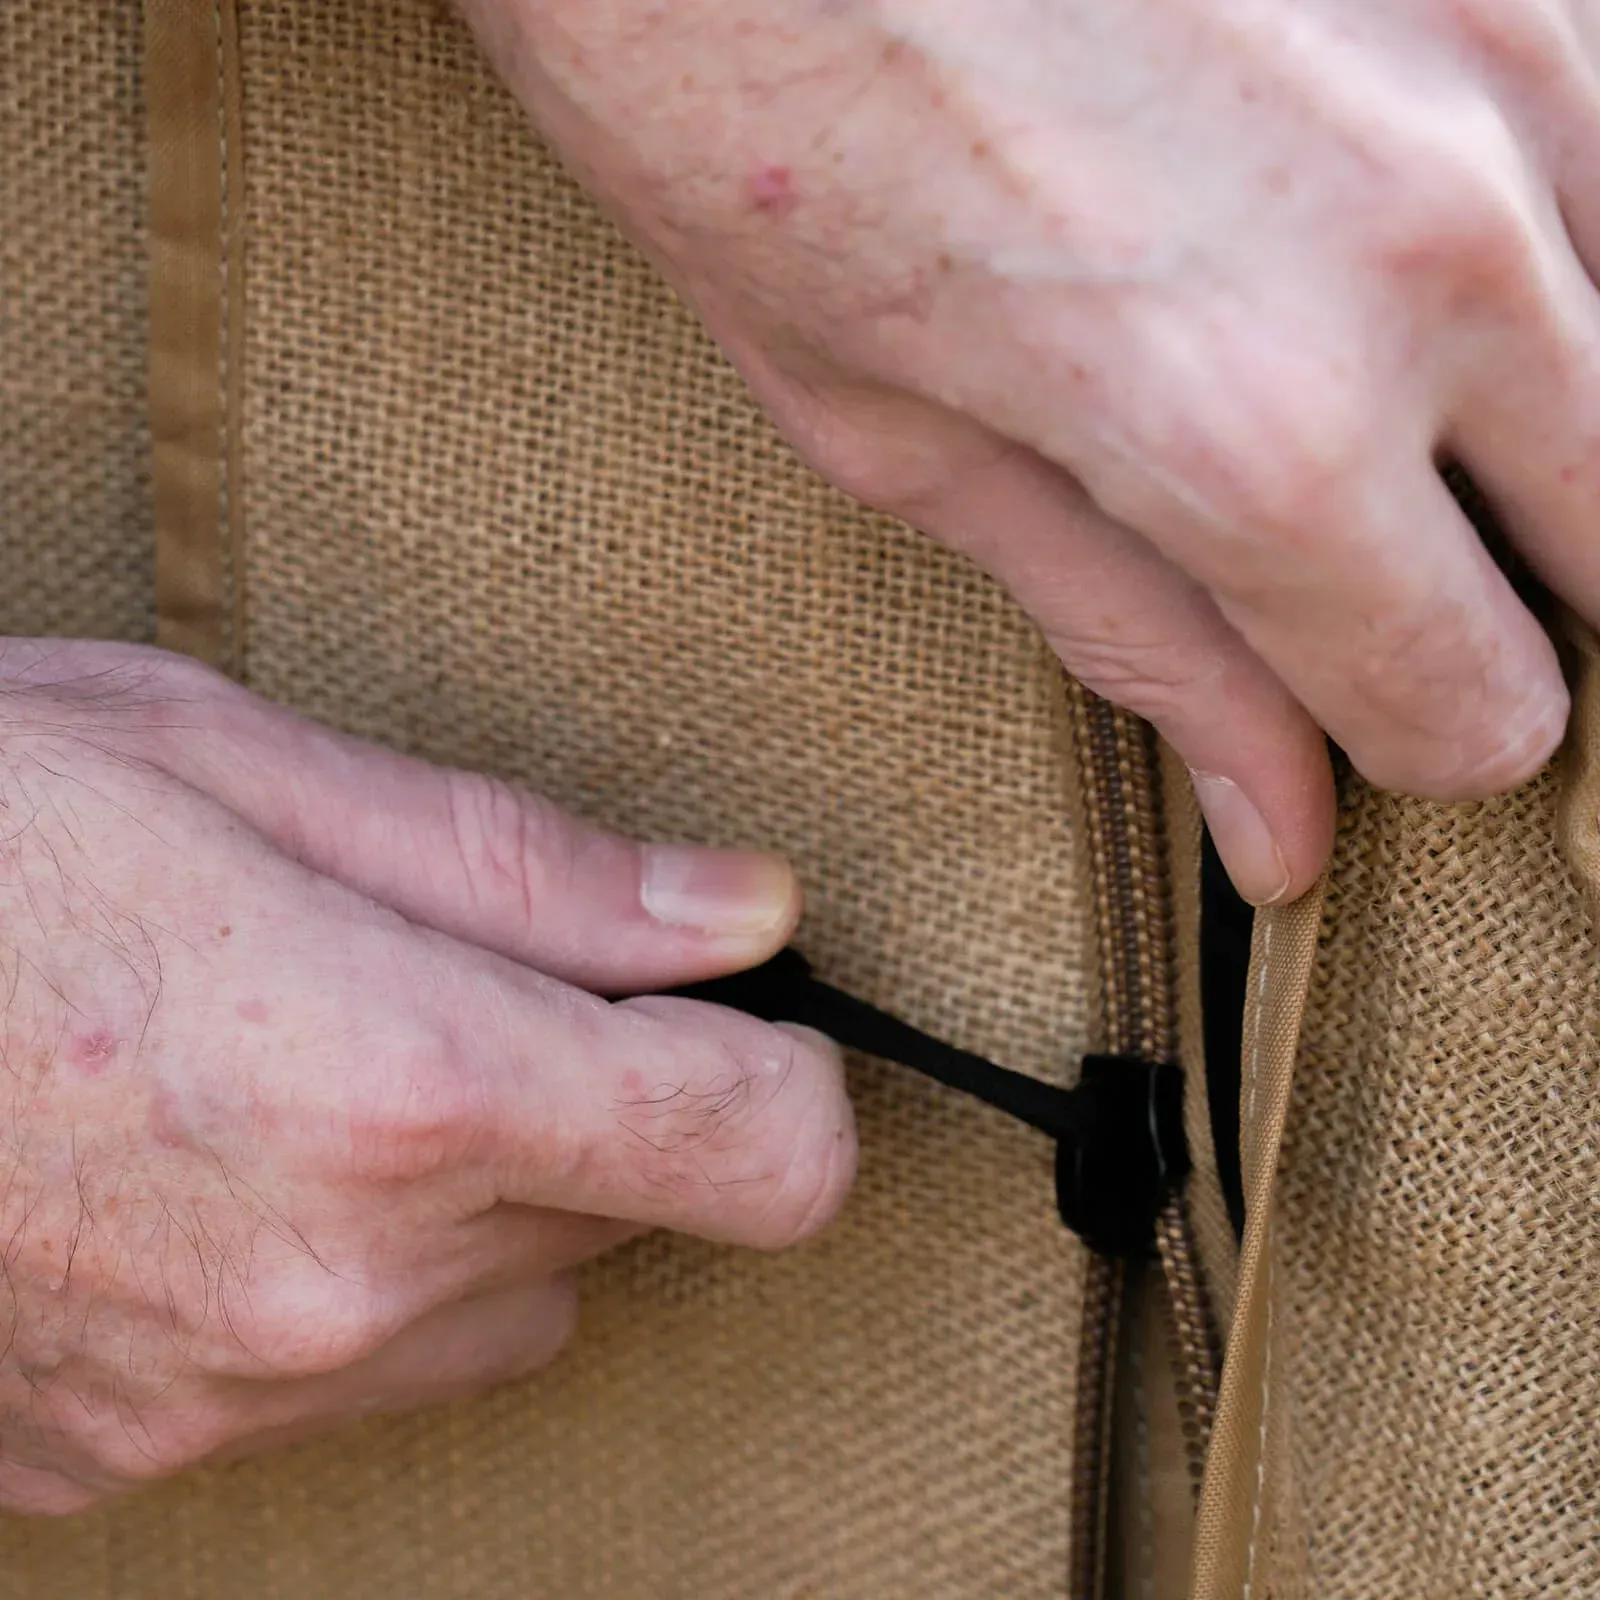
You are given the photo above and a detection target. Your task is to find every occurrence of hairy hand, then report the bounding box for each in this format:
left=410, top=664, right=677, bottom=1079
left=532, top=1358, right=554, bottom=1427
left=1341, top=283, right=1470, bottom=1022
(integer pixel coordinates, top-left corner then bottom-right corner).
left=463, top=0, right=1600, bottom=901
left=0, top=640, right=853, bottom=1513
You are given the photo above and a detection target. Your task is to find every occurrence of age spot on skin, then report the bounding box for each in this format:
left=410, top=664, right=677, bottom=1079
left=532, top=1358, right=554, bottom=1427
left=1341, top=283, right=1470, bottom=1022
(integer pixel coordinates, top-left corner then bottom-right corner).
left=749, top=163, right=798, bottom=218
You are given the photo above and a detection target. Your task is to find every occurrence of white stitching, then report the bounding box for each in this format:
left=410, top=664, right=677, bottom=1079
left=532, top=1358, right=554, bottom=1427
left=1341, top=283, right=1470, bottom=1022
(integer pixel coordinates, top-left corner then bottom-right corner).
left=1241, top=918, right=1275, bottom=1600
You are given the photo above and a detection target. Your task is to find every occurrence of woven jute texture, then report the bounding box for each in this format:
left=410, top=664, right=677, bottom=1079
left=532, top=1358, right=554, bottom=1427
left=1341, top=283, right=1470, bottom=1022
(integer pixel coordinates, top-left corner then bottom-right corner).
left=0, top=3, right=155, bottom=644
left=1259, top=760, right=1600, bottom=1597
left=0, top=1, right=1101, bottom=1594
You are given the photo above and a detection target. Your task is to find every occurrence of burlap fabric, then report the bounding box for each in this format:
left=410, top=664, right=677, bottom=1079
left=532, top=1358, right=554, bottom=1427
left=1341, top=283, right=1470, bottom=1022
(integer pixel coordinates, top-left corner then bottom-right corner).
left=1191, top=726, right=1600, bottom=1597
left=0, top=3, right=155, bottom=645
left=1191, top=707, right=1600, bottom=1597
left=17, top=2, right=1600, bottom=1596
left=0, top=2, right=1119, bottom=1594
left=1249, top=760, right=1600, bottom=1597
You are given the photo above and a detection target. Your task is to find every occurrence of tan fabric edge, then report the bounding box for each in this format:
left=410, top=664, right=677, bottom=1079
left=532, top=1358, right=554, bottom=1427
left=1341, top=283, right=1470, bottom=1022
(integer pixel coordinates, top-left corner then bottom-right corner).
left=146, top=0, right=243, bottom=671
left=1189, top=873, right=1327, bottom=1600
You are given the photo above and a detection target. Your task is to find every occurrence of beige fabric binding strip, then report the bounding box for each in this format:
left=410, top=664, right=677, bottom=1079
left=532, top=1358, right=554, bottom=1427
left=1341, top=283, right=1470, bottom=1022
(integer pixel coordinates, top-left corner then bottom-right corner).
left=146, top=0, right=245, bottom=673
left=1557, top=612, right=1600, bottom=913
left=1189, top=874, right=1327, bottom=1600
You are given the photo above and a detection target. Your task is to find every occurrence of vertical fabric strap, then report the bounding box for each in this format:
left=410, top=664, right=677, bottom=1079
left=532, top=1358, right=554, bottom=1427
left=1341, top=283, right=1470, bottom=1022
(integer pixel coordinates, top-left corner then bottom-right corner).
left=1188, top=874, right=1327, bottom=1600
left=145, top=0, right=245, bottom=673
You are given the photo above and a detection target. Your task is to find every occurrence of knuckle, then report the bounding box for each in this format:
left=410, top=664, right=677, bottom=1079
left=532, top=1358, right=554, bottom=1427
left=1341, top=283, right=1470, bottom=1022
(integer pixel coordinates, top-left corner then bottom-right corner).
left=1091, top=359, right=1374, bottom=559
left=0, top=642, right=238, bottom=763
left=740, top=1036, right=857, bottom=1251
left=341, top=1026, right=488, bottom=1185
left=775, top=386, right=966, bottom=514
left=444, top=771, right=570, bottom=924
left=1056, top=632, right=1226, bottom=728
left=1379, top=132, right=1541, bottom=306
left=1443, top=0, right=1568, bottom=68
left=608, top=1004, right=857, bottom=1246
left=1325, top=599, right=1565, bottom=797
left=1325, top=606, right=1467, bottom=765
left=144, top=1412, right=236, bottom=1473
left=789, top=416, right=915, bottom=509
left=1198, top=396, right=1369, bottom=542
left=63, top=1403, right=219, bottom=1485
left=247, top=1284, right=398, bottom=1378
left=129, top=645, right=232, bottom=703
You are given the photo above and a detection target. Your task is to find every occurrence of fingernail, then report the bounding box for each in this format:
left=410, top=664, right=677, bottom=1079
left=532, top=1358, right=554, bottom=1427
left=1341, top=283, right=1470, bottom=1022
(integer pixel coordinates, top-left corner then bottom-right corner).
left=1189, top=772, right=1290, bottom=907
left=640, top=845, right=797, bottom=936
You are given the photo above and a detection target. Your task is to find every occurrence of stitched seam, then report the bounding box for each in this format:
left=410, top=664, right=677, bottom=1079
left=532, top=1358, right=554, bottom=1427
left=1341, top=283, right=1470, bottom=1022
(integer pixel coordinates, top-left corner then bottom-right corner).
left=213, top=0, right=231, bottom=665
left=1241, top=918, right=1275, bottom=1600
left=217, top=0, right=249, bottom=681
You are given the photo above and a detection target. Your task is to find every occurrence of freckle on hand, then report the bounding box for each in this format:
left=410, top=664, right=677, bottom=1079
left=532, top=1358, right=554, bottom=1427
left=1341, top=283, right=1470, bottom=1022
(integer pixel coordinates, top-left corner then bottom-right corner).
left=236, top=999, right=270, bottom=1026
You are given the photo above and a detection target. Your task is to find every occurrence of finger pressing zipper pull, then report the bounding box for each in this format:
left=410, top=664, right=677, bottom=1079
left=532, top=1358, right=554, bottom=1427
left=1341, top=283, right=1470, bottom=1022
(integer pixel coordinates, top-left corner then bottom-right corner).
left=653, top=949, right=1189, bottom=1258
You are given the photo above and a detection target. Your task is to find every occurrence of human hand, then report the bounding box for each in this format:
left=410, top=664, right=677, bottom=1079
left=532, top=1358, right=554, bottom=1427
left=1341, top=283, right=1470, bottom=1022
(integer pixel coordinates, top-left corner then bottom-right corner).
left=0, top=639, right=853, bottom=1513
left=462, top=0, right=1600, bottom=901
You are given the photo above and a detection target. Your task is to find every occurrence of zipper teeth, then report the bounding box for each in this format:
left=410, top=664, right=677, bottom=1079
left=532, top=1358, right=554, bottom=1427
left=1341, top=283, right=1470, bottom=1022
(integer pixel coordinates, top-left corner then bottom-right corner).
left=1155, top=1195, right=1225, bottom=1488
left=1070, top=1255, right=1124, bottom=1600
left=1070, top=684, right=1219, bottom=1595
left=1082, top=699, right=1169, bottom=1056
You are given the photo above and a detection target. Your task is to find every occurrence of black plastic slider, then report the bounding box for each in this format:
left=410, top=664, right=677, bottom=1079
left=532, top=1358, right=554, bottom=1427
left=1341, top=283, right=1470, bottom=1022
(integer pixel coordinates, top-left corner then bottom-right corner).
left=659, top=949, right=1189, bottom=1259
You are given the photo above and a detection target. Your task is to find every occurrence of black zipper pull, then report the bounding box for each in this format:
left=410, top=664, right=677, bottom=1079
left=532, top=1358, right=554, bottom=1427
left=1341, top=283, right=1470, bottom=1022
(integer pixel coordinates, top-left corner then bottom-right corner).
left=657, top=949, right=1189, bottom=1259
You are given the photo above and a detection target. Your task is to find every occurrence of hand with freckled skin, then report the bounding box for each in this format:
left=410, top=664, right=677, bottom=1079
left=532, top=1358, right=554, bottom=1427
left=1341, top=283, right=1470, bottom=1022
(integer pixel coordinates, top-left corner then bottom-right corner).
left=0, top=639, right=853, bottom=1515
left=458, top=0, right=1600, bottom=904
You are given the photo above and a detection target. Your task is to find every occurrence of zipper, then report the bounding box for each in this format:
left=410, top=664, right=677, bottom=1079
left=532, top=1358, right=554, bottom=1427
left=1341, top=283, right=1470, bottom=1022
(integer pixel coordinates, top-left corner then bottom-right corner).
left=652, top=679, right=1215, bottom=1596
left=1067, top=682, right=1220, bottom=1592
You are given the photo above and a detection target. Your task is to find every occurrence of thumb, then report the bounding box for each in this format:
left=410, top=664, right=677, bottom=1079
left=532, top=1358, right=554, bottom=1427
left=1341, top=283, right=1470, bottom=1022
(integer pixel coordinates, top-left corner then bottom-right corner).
left=163, top=677, right=801, bottom=992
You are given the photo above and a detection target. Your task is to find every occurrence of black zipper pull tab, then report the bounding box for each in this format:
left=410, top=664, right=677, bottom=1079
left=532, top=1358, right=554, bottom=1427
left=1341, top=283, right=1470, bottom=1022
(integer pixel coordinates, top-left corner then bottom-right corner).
left=656, top=950, right=1189, bottom=1259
